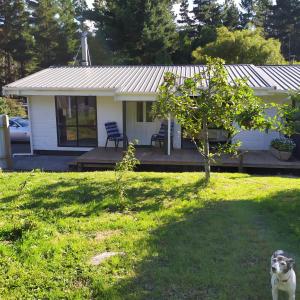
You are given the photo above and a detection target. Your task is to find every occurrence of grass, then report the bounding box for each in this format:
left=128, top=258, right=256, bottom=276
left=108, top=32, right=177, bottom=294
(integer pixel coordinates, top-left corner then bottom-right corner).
left=1, top=171, right=300, bottom=299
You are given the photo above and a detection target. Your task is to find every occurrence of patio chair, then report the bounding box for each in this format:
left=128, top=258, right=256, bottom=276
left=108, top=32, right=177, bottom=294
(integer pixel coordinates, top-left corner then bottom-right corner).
left=151, top=122, right=174, bottom=148
left=104, top=122, right=128, bottom=150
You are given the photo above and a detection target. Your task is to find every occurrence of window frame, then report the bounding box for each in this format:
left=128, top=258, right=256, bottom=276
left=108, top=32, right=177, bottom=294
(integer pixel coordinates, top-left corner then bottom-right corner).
left=55, top=96, right=98, bottom=148
left=136, top=101, right=154, bottom=123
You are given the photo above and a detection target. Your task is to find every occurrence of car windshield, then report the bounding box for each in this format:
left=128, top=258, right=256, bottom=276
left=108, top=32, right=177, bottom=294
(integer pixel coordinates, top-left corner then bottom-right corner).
left=15, top=118, right=29, bottom=127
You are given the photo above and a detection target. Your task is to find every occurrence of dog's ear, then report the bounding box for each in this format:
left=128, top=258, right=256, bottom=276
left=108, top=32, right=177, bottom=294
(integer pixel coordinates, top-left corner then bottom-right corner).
left=287, top=258, right=295, bottom=269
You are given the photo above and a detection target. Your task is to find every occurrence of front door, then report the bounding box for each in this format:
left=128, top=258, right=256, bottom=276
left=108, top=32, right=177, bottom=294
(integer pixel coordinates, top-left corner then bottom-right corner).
left=126, top=101, right=160, bottom=146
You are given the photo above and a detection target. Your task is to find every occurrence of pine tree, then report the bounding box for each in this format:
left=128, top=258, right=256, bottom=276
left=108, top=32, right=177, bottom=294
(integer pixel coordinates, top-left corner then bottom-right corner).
left=192, top=0, right=222, bottom=47
left=178, top=0, right=194, bottom=27
left=193, top=0, right=222, bottom=27
left=240, top=0, right=255, bottom=28
left=222, top=0, right=240, bottom=30
left=266, top=0, right=300, bottom=61
left=92, top=0, right=178, bottom=64
left=27, top=0, right=78, bottom=69
left=56, top=0, right=79, bottom=65
left=253, top=0, right=272, bottom=28
left=0, top=0, right=34, bottom=88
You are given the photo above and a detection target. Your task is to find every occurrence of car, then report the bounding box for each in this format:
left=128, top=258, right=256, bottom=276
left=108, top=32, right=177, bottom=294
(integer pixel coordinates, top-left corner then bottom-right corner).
left=9, top=117, right=30, bottom=142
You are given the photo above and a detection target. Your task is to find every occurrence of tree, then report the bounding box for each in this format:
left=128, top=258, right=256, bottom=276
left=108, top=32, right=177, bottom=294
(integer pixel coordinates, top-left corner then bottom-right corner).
left=240, top=0, right=255, bottom=27
left=92, top=0, right=178, bottom=64
left=192, top=27, right=285, bottom=64
left=0, top=97, right=26, bottom=117
left=56, top=0, right=79, bottom=65
left=0, top=0, right=34, bottom=87
left=178, top=0, right=194, bottom=27
left=152, top=57, right=276, bottom=183
left=222, top=0, right=240, bottom=30
left=192, top=0, right=222, bottom=47
left=27, top=0, right=78, bottom=69
left=266, top=0, right=300, bottom=61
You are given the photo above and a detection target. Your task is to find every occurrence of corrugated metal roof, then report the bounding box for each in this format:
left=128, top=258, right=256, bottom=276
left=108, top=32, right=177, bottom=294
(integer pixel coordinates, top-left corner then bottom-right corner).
left=4, top=64, right=281, bottom=95
left=4, top=64, right=300, bottom=95
left=257, top=65, right=300, bottom=91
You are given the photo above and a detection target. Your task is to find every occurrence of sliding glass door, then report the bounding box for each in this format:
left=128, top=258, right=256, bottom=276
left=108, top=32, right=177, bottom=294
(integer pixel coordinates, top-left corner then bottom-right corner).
left=55, top=96, right=97, bottom=147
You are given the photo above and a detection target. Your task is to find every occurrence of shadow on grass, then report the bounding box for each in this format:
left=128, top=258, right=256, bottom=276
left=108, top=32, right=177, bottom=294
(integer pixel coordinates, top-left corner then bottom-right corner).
left=95, top=189, right=300, bottom=300
left=3, top=175, right=207, bottom=218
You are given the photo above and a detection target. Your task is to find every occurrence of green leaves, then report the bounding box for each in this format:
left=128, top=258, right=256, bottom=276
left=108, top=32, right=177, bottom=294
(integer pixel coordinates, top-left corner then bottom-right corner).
left=192, top=27, right=286, bottom=65
left=153, top=56, right=277, bottom=181
left=0, top=97, right=26, bottom=118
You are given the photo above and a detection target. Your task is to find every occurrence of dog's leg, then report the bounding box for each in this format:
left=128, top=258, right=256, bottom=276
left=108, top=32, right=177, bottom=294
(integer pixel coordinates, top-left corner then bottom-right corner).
left=288, top=291, right=295, bottom=300
left=272, top=288, right=278, bottom=300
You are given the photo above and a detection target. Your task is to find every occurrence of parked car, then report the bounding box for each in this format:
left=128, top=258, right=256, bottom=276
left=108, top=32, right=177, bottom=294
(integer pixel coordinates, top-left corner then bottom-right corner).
left=9, top=117, right=30, bottom=142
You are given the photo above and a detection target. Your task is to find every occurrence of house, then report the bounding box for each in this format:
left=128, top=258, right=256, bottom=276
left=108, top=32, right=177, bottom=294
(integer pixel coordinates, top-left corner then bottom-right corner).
left=2, top=64, right=300, bottom=158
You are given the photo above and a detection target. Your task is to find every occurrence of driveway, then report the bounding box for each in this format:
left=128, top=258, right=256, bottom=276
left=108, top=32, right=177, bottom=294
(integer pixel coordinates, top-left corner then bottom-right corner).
left=11, top=142, right=76, bottom=172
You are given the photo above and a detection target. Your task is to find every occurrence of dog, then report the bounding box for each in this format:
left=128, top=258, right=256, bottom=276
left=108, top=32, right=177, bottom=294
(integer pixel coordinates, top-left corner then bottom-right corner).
left=271, top=250, right=296, bottom=300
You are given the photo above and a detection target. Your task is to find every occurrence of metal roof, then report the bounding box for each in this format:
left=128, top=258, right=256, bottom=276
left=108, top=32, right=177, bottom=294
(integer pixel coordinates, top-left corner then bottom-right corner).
left=3, top=64, right=300, bottom=95
left=257, top=65, right=300, bottom=91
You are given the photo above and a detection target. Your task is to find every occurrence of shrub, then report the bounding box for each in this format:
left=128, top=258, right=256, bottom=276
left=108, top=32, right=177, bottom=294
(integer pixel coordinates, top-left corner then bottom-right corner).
left=0, top=97, right=26, bottom=117
left=271, top=138, right=296, bottom=152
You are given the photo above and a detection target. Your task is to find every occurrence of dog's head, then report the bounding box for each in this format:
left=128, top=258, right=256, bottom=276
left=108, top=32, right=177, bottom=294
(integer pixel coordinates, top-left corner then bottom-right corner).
left=271, top=250, right=295, bottom=275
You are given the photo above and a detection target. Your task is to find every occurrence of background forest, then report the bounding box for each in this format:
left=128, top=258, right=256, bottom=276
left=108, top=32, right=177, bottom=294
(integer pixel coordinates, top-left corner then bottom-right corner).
left=1, top=0, right=300, bottom=93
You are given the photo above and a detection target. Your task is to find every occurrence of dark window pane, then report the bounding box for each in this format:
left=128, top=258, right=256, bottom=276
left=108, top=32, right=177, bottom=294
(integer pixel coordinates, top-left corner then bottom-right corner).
left=77, top=96, right=97, bottom=126
left=57, top=126, right=77, bottom=146
left=78, top=127, right=97, bottom=147
left=137, top=102, right=143, bottom=122
left=56, top=96, right=76, bottom=126
left=56, top=96, right=98, bottom=147
left=146, top=102, right=153, bottom=122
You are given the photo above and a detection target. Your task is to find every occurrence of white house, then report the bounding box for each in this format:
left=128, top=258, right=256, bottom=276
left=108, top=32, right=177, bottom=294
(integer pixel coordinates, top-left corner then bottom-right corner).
left=2, top=64, right=300, bottom=156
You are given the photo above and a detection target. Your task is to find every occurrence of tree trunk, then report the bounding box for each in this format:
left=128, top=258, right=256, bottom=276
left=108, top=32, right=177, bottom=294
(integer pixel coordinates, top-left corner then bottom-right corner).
left=203, top=119, right=211, bottom=183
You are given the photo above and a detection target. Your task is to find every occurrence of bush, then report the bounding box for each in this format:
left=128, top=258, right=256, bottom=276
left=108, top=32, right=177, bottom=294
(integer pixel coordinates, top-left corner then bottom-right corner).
left=0, top=97, right=26, bottom=117
left=271, top=138, right=296, bottom=152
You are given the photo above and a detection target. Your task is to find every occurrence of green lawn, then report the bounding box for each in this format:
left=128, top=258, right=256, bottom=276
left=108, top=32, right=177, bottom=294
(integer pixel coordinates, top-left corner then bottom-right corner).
left=1, top=171, right=300, bottom=299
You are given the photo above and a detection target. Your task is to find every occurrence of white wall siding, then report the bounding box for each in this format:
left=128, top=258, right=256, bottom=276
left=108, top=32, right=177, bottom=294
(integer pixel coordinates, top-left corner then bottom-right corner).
left=29, top=96, right=93, bottom=151
left=232, top=107, right=280, bottom=150
left=97, top=96, right=123, bottom=147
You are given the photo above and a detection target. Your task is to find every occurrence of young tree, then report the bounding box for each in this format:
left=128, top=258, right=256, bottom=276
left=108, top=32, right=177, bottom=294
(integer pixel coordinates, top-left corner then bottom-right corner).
left=192, top=27, right=285, bottom=64
left=152, top=57, right=276, bottom=183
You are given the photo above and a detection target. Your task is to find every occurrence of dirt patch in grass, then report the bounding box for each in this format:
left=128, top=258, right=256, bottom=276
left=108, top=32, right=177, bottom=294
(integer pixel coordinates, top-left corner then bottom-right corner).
left=93, top=229, right=121, bottom=242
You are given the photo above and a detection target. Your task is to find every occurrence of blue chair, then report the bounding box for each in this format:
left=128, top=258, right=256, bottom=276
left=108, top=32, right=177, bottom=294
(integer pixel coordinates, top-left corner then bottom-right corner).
left=151, top=122, right=174, bottom=148
left=104, top=122, right=128, bottom=149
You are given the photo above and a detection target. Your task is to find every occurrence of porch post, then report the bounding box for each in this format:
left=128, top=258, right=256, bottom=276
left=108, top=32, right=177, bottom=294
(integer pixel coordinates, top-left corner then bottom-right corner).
left=167, top=113, right=171, bottom=156
left=122, top=101, right=127, bottom=150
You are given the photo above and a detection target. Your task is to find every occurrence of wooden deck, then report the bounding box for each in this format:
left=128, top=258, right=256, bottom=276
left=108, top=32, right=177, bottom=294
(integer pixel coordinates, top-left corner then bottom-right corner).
left=72, top=147, right=300, bottom=170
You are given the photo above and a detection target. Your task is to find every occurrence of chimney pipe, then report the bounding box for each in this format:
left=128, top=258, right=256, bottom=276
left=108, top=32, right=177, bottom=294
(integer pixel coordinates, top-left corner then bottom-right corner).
left=81, top=32, right=89, bottom=66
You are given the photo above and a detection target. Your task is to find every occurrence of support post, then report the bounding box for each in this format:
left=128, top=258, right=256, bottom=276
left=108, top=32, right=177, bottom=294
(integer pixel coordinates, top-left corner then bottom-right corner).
left=123, top=101, right=127, bottom=150
left=0, top=115, right=13, bottom=170
left=167, top=114, right=171, bottom=156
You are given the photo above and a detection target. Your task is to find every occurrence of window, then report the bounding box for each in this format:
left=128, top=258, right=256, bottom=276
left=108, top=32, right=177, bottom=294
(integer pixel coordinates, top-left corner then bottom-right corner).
left=146, top=102, right=153, bottom=122
left=56, top=96, right=97, bottom=147
left=136, top=101, right=154, bottom=123
left=136, top=102, right=143, bottom=122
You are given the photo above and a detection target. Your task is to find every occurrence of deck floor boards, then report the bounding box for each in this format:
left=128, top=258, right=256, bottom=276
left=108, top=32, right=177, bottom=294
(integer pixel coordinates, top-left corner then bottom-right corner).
left=73, top=147, right=300, bottom=169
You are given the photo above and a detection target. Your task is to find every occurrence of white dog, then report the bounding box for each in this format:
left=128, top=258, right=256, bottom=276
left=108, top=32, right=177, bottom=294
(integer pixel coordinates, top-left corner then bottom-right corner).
left=271, top=250, right=296, bottom=300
